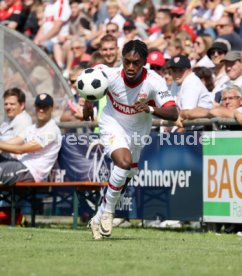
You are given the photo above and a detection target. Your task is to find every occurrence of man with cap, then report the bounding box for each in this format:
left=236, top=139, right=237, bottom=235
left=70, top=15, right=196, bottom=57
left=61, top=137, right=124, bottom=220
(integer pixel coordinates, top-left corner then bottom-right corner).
left=169, top=55, right=213, bottom=125
left=223, top=51, right=242, bottom=88
left=214, top=50, right=242, bottom=103
left=0, top=93, right=62, bottom=186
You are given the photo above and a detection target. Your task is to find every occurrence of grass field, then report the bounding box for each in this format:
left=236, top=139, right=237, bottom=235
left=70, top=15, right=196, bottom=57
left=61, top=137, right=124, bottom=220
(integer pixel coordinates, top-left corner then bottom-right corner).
left=0, top=226, right=242, bottom=276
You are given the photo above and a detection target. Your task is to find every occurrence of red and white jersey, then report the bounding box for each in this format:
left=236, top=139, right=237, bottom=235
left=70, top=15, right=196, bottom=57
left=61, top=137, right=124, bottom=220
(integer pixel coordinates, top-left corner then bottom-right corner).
left=96, top=65, right=175, bottom=137
left=42, top=0, right=71, bottom=41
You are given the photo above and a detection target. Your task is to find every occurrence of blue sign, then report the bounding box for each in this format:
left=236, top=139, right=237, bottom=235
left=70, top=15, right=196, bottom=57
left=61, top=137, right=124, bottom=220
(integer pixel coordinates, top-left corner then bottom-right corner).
left=58, top=132, right=203, bottom=220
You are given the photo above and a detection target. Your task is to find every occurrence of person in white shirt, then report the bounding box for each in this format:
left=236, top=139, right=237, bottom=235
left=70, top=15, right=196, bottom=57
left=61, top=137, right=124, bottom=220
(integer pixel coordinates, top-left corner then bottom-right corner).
left=169, top=55, right=213, bottom=127
left=33, top=0, right=71, bottom=69
left=89, top=40, right=179, bottom=240
left=0, top=88, right=32, bottom=141
left=0, top=93, right=62, bottom=186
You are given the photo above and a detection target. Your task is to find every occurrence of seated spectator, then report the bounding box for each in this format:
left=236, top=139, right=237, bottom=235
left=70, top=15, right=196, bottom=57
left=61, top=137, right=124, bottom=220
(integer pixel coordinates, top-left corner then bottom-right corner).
left=216, top=15, right=242, bottom=51
left=168, top=55, right=213, bottom=128
left=214, top=50, right=242, bottom=103
left=193, top=0, right=224, bottom=38
left=0, top=93, right=62, bottom=185
left=170, top=7, right=197, bottom=42
left=147, top=50, right=166, bottom=77
left=209, top=85, right=242, bottom=122
left=0, top=88, right=32, bottom=141
left=167, top=38, right=183, bottom=59
left=190, top=34, right=214, bottom=68
left=193, top=66, right=215, bottom=92
left=33, top=0, right=71, bottom=69
left=0, top=0, right=22, bottom=29
left=60, top=66, right=95, bottom=125
left=104, top=0, right=126, bottom=31
left=207, top=40, right=230, bottom=98
left=15, top=0, right=42, bottom=38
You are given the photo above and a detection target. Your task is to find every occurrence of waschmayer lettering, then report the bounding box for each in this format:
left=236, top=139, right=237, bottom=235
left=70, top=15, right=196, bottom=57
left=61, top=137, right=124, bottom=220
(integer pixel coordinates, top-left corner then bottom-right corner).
left=129, top=161, right=191, bottom=195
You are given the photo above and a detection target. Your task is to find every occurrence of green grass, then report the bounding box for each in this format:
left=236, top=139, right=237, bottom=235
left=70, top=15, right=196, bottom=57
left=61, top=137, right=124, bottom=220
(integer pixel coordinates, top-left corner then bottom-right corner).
left=0, top=226, right=242, bottom=276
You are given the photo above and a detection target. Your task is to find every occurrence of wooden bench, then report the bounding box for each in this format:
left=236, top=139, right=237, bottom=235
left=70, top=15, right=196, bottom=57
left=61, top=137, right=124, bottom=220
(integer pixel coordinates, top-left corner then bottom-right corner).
left=0, top=181, right=108, bottom=229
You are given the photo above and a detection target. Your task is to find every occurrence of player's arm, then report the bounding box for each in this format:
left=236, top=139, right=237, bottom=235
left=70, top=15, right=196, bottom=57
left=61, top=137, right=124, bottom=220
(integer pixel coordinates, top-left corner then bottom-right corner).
left=0, top=139, right=42, bottom=154
left=134, top=101, right=179, bottom=121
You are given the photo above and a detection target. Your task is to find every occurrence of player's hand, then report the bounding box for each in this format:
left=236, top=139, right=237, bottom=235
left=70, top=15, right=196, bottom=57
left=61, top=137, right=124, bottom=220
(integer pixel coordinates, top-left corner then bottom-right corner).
left=83, top=100, right=94, bottom=121
left=134, top=102, right=150, bottom=113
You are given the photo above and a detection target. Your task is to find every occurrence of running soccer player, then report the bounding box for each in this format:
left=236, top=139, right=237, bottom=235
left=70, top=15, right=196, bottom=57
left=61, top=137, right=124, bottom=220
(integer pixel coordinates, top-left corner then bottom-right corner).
left=90, top=40, right=179, bottom=240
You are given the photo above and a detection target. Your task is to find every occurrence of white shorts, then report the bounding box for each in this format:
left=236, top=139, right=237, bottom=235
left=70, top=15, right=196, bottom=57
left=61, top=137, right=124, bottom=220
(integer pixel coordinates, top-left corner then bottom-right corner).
left=100, top=122, right=143, bottom=163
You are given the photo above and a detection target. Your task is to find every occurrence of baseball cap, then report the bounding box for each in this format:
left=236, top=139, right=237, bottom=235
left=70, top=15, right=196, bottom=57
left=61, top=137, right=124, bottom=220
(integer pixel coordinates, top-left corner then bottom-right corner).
left=147, top=51, right=166, bottom=67
left=35, top=93, right=54, bottom=108
left=168, top=55, right=191, bottom=69
left=207, top=42, right=228, bottom=58
left=123, top=19, right=136, bottom=31
left=221, top=51, right=242, bottom=62
left=171, top=7, right=185, bottom=15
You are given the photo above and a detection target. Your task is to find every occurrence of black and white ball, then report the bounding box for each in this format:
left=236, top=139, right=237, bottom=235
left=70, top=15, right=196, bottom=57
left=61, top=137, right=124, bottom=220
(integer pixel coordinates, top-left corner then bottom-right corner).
left=76, top=68, right=108, bottom=101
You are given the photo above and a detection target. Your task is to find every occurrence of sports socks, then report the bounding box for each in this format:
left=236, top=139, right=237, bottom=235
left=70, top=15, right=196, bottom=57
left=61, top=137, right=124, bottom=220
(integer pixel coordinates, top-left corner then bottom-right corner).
left=93, top=166, right=130, bottom=223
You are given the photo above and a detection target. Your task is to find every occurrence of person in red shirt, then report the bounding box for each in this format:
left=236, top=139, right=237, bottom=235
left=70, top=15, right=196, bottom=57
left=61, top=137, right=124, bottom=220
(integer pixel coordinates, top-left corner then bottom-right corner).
left=171, top=7, right=197, bottom=42
left=0, top=0, right=22, bottom=29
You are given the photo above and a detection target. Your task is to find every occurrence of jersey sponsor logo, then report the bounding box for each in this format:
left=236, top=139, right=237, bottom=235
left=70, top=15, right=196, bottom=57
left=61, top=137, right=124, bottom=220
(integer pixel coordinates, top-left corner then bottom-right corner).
left=108, top=92, right=138, bottom=115
left=137, top=92, right=148, bottom=102
left=158, top=91, right=170, bottom=99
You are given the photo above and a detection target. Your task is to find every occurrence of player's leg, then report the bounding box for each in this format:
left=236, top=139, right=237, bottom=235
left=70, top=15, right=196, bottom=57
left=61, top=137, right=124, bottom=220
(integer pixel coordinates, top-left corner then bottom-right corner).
left=99, top=148, right=132, bottom=236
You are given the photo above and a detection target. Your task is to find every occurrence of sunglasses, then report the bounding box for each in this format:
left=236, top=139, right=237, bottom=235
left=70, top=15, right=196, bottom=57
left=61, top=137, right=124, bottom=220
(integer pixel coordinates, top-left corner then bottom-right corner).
left=171, top=14, right=183, bottom=18
left=216, top=24, right=229, bottom=29
left=150, top=66, right=163, bottom=71
left=195, top=41, right=202, bottom=46
left=210, top=49, right=225, bottom=56
left=69, top=79, right=77, bottom=84
left=106, top=29, right=118, bottom=34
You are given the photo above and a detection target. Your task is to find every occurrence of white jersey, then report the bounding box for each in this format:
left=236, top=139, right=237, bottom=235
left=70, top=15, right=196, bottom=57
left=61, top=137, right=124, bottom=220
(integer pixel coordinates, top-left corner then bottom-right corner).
left=42, top=0, right=71, bottom=43
left=96, top=65, right=175, bottom=137
left=0, top=110, right=32, bottom=141
left=175, top=72, right=213, bottom=110
left=18, top=119, right=62, bottom=182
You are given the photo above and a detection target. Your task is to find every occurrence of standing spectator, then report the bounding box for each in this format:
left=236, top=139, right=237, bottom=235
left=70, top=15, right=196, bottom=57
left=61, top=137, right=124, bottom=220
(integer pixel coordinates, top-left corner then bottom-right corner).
left=0, top=93, right=61, bottom=185
left=89, top=40, right=178, bottom=240
left=33, top=0, right=71, bottom=70
left=0, top=88, right=32, bottom=141
left=215, top=15, right=242, bottom=51
left=0, top=0, right=22, bottom=29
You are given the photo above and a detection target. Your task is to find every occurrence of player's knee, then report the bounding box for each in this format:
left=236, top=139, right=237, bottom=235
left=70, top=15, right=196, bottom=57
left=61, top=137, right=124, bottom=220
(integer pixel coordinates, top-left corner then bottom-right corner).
left=116, top=159, right=132, bottom=170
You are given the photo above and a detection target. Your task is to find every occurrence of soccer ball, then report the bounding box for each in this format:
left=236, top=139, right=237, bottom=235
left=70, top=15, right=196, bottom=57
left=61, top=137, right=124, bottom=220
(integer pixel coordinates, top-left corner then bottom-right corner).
left=76, top=68, right=108, bottom=101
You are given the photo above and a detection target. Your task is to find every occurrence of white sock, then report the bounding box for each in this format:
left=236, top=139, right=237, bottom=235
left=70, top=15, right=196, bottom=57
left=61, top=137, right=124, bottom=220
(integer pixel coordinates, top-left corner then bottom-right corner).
left=104, top=166, right=130, bottom=213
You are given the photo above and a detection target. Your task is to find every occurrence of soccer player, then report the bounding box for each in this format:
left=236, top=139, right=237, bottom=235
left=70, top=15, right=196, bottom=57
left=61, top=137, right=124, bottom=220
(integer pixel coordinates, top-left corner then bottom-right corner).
left=89, top=40, right=179, bottom=240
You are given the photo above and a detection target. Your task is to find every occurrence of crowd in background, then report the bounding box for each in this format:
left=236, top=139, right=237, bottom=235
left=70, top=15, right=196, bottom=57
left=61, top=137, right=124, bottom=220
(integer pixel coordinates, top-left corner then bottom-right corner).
left=0, top=0, right=242, bottom=127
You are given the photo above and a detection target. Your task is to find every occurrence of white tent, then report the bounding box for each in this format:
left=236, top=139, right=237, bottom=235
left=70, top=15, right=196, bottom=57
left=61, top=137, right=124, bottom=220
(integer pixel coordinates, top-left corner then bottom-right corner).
left=0, top=25, right=72, bottom=123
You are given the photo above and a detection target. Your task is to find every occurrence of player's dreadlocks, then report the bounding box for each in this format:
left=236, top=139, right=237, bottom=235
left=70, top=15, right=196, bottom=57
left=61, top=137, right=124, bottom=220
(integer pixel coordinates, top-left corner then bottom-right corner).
left=122, top=40, right=148, bottom=61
